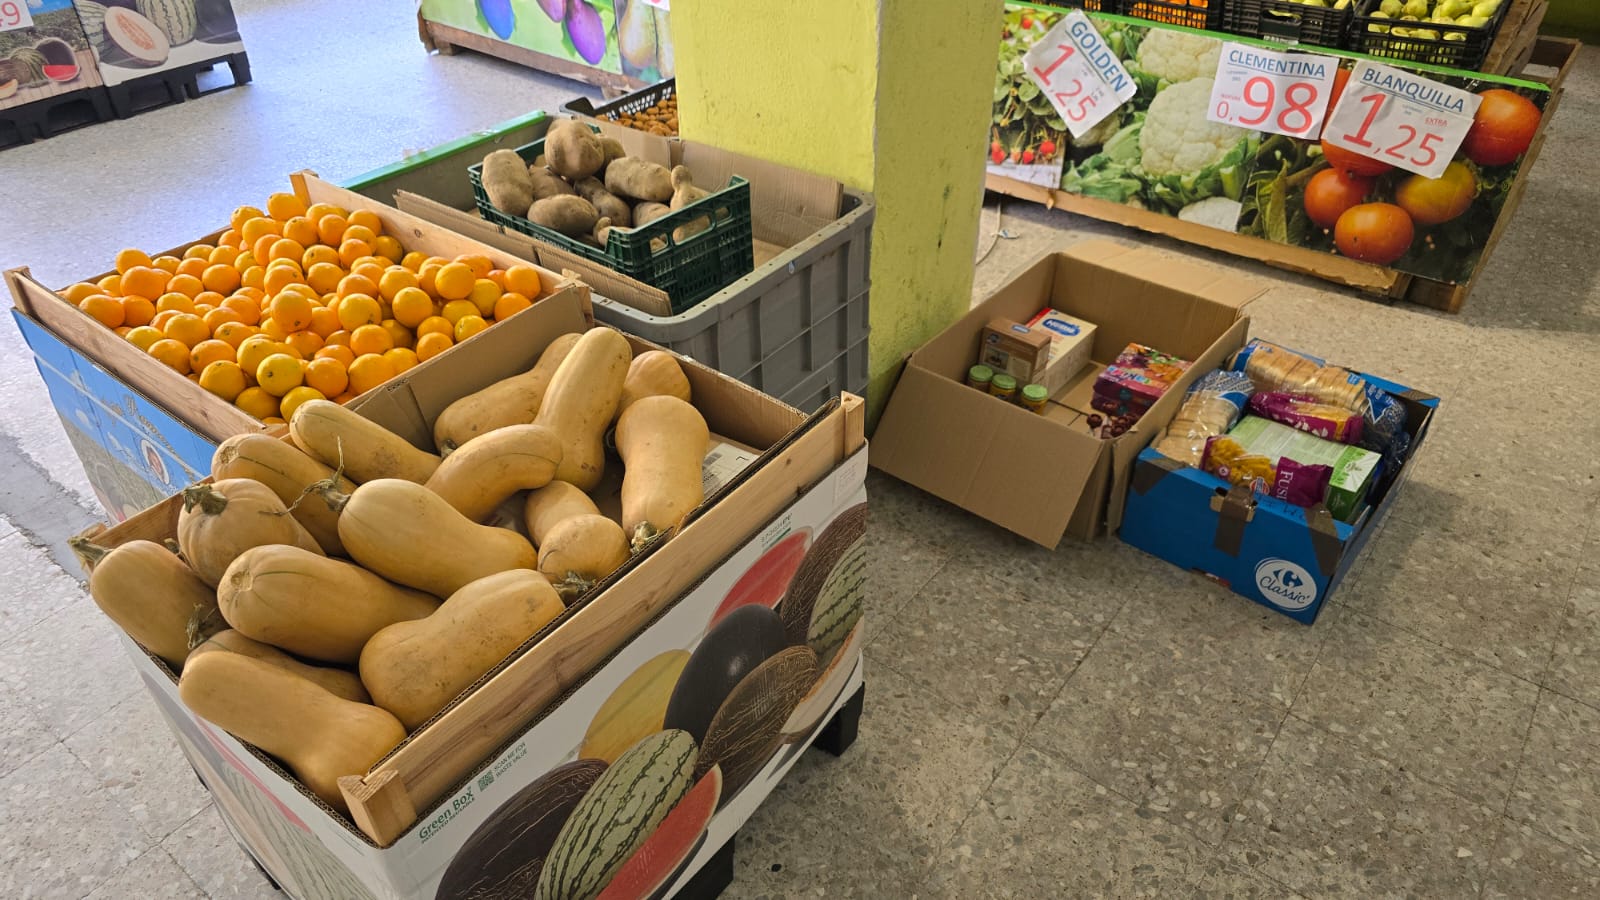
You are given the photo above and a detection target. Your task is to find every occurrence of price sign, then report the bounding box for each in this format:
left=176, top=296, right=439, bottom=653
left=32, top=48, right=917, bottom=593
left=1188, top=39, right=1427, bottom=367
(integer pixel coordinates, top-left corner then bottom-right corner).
left=0, top=1, right=34, bottom=32
left=1322, top=61, right=1481, bottom=179
left=1024, top=11, right=1136, bottom=139
left=1206, top=43, right=1338, bottom=140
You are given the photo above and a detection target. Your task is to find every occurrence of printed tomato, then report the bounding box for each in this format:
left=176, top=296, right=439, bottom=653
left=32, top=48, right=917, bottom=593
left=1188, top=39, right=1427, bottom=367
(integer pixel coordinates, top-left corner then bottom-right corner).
left=1394, top=162, right=1477, bottom=226
left=1304, top=168, right=1375, bottom=231
left=1335, top=204, right=1414, bottom=266
left=1321, top=139, right=1393, bottom=178
left=1325, top=66, right=1351, bottom=117
left=1462, top=89, right=1540, bottom=167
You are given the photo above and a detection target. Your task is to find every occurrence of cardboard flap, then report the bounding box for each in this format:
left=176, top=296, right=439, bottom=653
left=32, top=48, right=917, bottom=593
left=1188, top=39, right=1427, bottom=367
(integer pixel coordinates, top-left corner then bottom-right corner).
left=1210, top=485, right=1257, bottom=557
left=1131, top=453, right=1184, bottom=495
left=677, top=143, right=843, bottom=247
left=595, top=120, right=673, bottom=166
left=871, top=363, right=1102, bottom=548
left=1304, top=506, right=1345, bottom=576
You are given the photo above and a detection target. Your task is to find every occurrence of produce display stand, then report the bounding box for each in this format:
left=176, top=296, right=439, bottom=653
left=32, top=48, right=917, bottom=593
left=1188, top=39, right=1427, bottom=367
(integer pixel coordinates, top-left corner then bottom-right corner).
left=986, top=1, right=1579, bottom=313
left=104, top=49, right=250, bottom=119
left=70, top=0, right=251, bottom=119
left=0, top=0, right=110, bottom=149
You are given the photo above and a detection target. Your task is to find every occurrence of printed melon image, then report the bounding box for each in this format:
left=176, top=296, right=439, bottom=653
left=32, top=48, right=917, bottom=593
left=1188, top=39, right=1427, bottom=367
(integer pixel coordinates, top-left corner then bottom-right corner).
left=97, top=6, right=171, bottom=68
left=136, top=0, right=197, bottom=45
left=781, top=619, right=862, bottom=741
left=192, top=0, right=241, bottom=44
left=708, top=527, right=811, bottom=628
left=7, top=48, right=47, bottom=86
left=581, top=650, right=691, bottom=766
left=778, top=502, right=867, bottom=664
left=35, top=38, right=81, bottom=83
left=76, top=1, right=109, bottom=47
left=0, top=79, right=17, bottom=100
left=595, top=767, right=722, bottom=900
left=695, top=644, right=816, bottom=807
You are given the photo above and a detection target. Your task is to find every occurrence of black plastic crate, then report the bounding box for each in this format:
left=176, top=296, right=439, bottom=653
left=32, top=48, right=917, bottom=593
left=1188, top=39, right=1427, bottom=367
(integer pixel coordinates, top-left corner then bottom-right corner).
left=468, top=133, right=753, bottom=314
left=1116, top=0, right=1226, bottom=31
left=1224, top=0, right=1352, bottom=48
left=562, top=79, right=676, bottom=135
left=1349, top=0, right=1509, bottom=71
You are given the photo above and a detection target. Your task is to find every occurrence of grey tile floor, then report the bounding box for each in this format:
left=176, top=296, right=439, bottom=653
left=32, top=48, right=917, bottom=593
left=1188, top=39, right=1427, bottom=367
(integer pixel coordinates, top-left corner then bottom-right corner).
left=2, top=1, right=1598, bottom=897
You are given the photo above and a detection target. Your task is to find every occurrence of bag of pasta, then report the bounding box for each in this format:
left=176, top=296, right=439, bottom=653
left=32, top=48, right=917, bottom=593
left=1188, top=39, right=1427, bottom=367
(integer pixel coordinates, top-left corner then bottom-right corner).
left=1153, top=369, right=1254, bottom=466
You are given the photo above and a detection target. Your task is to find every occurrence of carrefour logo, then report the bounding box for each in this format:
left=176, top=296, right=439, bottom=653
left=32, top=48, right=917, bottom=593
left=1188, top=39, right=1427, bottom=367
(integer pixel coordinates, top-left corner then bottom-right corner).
left=1255, top=559, right=1318, bottom=611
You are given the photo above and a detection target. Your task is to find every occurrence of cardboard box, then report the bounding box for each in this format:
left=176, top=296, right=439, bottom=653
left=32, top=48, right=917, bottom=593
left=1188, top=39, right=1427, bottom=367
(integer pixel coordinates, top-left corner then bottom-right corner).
left=79, top=287, right=870, bottom=895
left=1026, top=307, right=1097, bottom=395
left=71, top=0, right=245, bottom=88
left=0, top=1, right=105, bottom=113
left=872, top=241, right=1263, bottom=546
left=979, top=317, right=1051, bottom=383
left=1120, top=369, right=1438, bottom=624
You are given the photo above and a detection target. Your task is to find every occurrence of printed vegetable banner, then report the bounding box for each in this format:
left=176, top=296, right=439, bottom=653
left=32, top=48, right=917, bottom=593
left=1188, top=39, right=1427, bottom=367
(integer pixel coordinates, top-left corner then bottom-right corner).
left=991, top=4, right=1552, bottom=286
left=418, top=0, right=676, bottom=81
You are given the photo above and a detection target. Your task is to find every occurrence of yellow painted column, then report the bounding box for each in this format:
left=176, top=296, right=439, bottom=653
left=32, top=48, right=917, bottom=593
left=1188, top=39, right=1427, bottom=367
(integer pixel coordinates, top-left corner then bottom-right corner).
left=674, top=0, right=1006, bottom=426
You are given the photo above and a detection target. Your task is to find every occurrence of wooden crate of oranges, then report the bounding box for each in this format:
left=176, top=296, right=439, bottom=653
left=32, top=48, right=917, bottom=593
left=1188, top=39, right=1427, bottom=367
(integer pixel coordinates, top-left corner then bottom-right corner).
left=7, top=172, right=589, bottom=444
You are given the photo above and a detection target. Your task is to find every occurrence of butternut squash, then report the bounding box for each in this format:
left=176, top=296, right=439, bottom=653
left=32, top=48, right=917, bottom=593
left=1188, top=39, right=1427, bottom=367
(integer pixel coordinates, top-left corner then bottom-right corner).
left=217, top=544, right=439, bottom=664
left=523, top=481, right=602, bottom=546
left=359, top=569, right=565, bottom=730
left=538, top=514, right=631, bottom=600
left=423, top=425, right=562, bottom=522
left=616, top=396, right=709, bottom=549
left=432, top=333, right=581, bottom=455
left=616, top=350, right=691, bottom=419
left=188, top=630, right=371, bottom=703
left=177, top=479, right=325, bottom=587
left=178, top=651, right=406, bottom=813
left=289, top=400, right=441, bottom=485
left=74, top=538, right=221, bottom=669
left=533, top=328, right=632, bottom=491
left=333, top=479, right=538, bottom=598
left=211, top=433, right=354, bottom=556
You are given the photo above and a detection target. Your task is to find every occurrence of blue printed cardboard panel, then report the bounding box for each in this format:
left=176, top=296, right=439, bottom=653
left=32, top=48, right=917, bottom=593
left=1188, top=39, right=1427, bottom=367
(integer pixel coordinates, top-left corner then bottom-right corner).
left=14, top=311, right=211, bottom=521
left=1119, top=370, right=1438, bottom=623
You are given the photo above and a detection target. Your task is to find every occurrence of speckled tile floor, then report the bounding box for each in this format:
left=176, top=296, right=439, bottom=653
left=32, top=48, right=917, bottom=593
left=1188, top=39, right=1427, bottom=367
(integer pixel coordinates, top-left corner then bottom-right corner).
left=2, top=2, right=1598, bottom=898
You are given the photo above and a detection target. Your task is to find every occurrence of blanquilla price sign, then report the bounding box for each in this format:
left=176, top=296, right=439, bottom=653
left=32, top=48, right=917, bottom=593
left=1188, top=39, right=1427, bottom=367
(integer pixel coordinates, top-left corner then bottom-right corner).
left=1322, top=61, right=1483, bottom=179
left=1207, top=43, right=1339, bottom=140
left=0, top=0, right=34, bottom=32
left=1023, top=10, right=1136, bottom=139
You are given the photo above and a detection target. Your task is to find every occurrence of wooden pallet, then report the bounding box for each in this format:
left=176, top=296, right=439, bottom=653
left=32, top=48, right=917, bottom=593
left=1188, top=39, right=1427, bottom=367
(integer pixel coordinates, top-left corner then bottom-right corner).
left=106, top=51, right=252, bottom=119
left=418, top=15, right=643, bottom=96
left=0, top=87, right=113, bottom=150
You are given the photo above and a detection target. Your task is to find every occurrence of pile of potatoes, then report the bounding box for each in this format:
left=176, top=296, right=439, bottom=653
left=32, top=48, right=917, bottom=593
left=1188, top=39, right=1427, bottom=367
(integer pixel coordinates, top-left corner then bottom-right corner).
left=479, top=118, right=716, bottom=249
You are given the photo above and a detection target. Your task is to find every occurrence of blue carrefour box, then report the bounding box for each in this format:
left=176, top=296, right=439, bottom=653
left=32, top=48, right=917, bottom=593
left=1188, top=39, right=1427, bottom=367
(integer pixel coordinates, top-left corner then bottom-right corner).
left=1119, top=370, right=1438, bottom=624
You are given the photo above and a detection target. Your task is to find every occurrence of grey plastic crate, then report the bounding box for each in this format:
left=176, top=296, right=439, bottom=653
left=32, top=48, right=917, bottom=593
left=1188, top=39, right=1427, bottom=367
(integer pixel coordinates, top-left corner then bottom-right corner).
left=592, top=190, right=872, bottom=412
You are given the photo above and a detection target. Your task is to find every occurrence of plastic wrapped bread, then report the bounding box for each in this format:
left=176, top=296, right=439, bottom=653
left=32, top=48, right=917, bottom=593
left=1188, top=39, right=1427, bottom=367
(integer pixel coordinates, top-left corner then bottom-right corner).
left=1153, top=369, right=1254, bottom=466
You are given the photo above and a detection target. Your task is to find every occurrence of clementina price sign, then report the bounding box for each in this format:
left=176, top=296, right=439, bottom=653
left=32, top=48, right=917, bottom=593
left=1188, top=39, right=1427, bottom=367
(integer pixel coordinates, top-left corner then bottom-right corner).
left=1207, top=43, right=1339, bottom=140
left=1024, top=10, right=1136, bottom=139
left=0, top=1, right=34, bottom=32
left=1323, top=61, right=1482, bottom=179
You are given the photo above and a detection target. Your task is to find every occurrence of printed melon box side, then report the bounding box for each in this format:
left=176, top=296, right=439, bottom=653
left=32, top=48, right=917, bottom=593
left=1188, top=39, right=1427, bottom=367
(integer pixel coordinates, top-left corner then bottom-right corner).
left=0, top=0, right=105, bottom=111
left=73, top=0, right=244, bottom=87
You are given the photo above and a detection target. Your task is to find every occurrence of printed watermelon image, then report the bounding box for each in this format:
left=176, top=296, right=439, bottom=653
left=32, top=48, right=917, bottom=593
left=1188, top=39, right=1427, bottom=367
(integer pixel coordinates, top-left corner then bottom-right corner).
left=778, top=502, right=867, bottom=664
left=663, top=605, right=787, bottom=745
left=708, top=527, right=811, bottom=628
left=595, top=766, right=722, bottom=900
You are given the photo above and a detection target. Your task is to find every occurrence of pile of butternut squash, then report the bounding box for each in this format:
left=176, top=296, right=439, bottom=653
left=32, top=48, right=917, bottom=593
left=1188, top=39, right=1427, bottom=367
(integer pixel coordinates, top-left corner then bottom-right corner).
left=78, top=327, right=712, bottom=815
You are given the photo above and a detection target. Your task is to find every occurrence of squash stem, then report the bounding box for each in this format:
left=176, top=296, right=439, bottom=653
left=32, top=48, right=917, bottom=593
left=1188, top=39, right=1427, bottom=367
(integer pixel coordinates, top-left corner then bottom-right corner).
left=629, top=523, right=661, bottom=553
left=67, top=536, right=110, bottom=572
left=182, top=484, right=229, bottom=516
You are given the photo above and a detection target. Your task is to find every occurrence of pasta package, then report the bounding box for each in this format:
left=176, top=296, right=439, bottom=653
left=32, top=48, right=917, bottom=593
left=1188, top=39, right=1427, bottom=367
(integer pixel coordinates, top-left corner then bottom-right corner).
left=1153, top=369, right=1254, bottom=466
left=1201, top=436, right=1335, bottom=510
left=1248, top=392, right=1364, bottom=444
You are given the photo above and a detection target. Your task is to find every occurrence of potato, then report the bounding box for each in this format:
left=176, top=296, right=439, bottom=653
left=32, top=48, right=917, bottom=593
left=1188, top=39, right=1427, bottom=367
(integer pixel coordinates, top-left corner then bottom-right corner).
left=634, top=201, right=671, bottom=226
left=598, top=137, right=626, bottom=170
left=669, top=165, right=710, bottom=210
left=594, top=217, right=614, bottom=247
left=529, top=195, right=600, bottom=237
left=575, top=177, right=632, bottom=227
left=529, top=165, right=575, bottom=201
left=604, top=157, right=673, bottom=203
left=481, top=150, right=535, bottom=216
left=546, top=119, right=605, bottom=181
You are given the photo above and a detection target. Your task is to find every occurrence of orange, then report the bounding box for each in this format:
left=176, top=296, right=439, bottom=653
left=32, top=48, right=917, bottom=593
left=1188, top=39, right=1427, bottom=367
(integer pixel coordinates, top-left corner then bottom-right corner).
left=390, top=286, right=433, bottom=328
left=493, top=292, right=533, bottom=321
left=285, top=330, right=324, bottom=358
left=268, top=238, right=305, bottom=264
left=81, top=295, right=125, bottom=328
left=342, top=225, right=378, bottom=247
left=324, top=329, right=352, bottom=348
left=241, top=266, right=266, bottom=292
left=372, top=235, right=404, bottom=263
left=349, top=323, right=394, bottom=357
left=262, top=416, right=287, bottom=425
left=378, top=267, right=419, bottom=301
left=279, top=385, right=327, bottom=423
left=114, top=248, right=152, bottom=274
left=214, top=321, right=257, bottom=349
left=348, top=210, right=384, bottom=235
left=281, top=216, right=319, bottom=248
left=97, top=274, right=123, bottom=294
left=221, top=296, right=261, bottom=326
left=346, top=354, right=397, bottom=395
left=266, top=192, right=307, bottom=222
left=251, top=233, right=278, bottom=264
left=202, top=307, right=242, bottom=333
left=125, top=326, right=165, bottom=353
left=486, top=269, right=508, bottom=290
left=151, top=255, right=182, bottom=274
left=440, top=299, right=479, bottom=325
left=400, top=251, right=428, bottom=272
left=255, top=353, right=304, bottom=397
left=337, top=273, right=378, bottom=300
left=198, top=361, right=247, bottom=403
left=155, top=292, right=196, bottom=315
left=194, top=303, right=217, bottom=318
left=302, top=244, right=340, bottom=270
left=231, top=205, right=265, bottom=231
left=163, top=313, right=210, bottom=348
left=383, top=347, right=419, bottom=374
left=190, top=339, right=235, bottom=371
left=236, top=336, right=280, bottom=376
left=315, top=344, right=356, bottom=367
left=176, top=257, right=208, bottom=280
left=336, top=294, right=382, bottom=331
left=306, top=202, right=346, bottom=221
left=315, top=213, right=348, bottom=246
left=262, top=266, right=306, bottom=297
left=151, top=310, right=181, bottom=332
left=331, top=392, right=357, bottom=405
left=202, top=264, right=241, bottom=294
left=304, top=357, right=348, bottom=397
left=417, top=263, right=442, bottom=298
left=167, top=273, right=204, bottom=299
left=504, top=264, right=542, bottom=298
left=258, top=318, right=290, bottom=342
left=433, top=262, right=475, bottom=300
left=338, top=239, right=373, bottom=268
left=241, top=216, right=281, bottom=246
left=219, top=229, right=244, bottom=249
left=234, top=386, right=279, bottom=420
left=183, top=244, right=214, bottom=261
left=416, top=315, right=453, bottom=339
left=380, top=318, right=414, bottom=350
left=64, top=282, right=103, bottom=305
left=468, top=279, right=502, bottom=317
left=269, top=292, right=314, bottom=332
left=114, top=326, right=133, bottom=338
left=234, top=250, right=259, bottom=273
left=194, top=290, right=226, bottom=310
left=121, top=266, right=170, bottom=300
left=209, top=245, right=241, bottom=267
left=454, top=315, right=489, bottom=342
left=308, top=305, right=340, bottom=338
left=121, top=296, right=157, bottom=328
left=415, top=331, right=453, bottom=362
left=455, top=255, right=493, bottom=279
left=148, top=338, right=192, bottom=374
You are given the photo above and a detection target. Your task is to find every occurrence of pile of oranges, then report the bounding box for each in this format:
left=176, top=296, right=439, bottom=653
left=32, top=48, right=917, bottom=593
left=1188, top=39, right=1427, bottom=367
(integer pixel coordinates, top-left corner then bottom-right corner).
left=60, top=192, right=548, bottom=424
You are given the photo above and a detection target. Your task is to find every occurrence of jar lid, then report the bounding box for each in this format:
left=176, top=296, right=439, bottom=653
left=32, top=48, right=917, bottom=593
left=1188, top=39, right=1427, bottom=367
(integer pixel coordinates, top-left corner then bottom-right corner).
left=1021, top=384, right=1048, bottom=402
left=968, top=364, right=994, bottom=381
left=991, top=373, right=1018, bottom=390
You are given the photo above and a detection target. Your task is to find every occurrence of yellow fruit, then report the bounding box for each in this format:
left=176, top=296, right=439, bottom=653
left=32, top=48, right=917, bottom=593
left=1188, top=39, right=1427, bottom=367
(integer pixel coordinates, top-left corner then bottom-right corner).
left=468, top=279, right=502, bottom=317
left=372, top=235, right=404, bottom=263
left=235, top=386, right=280, bottom=420
left=415, top=331, right=452, bottom=362
left=454, top=315, right=489, bottom=342
left=389, top=286, right=433, bottom=328
left=400, top=251, right=428, bottom=272
left=348, top=210, right=384, bottom=235
left=267, top=192, right=308, bottom=221
left=383, top=348, right=419, bottom=374
left=237, top=336, right=281, bottom=377
left=306, top=262, right=344, bottom=294
left=279, top=386, right=328, bottom=424
left=256, top=353, right=305, bottom=397
left=415, top=315, right=453, bottom=339
left=347, top=354, right=397, bottom=395
left=337, top=294, right=382, bottom=331
left=81, top=295, right=125, bottom=329
left=114, top=249, right=153, bottom=275
left=285, top=331, right=325, bottom=358
left=125, top=326, right=165, bottom=353
left=270, top=293, right=314, bottom=332
left=380, top=319, right=414, bottom=350
left=198, top=361, right=247, bottom=402
left=440, top=299, right=478, bottom=325
left=163, top=314, right=210, bottom=349
left=214, top=321, right=257, bottom=349
left=433, top=263, right=475, bottom=301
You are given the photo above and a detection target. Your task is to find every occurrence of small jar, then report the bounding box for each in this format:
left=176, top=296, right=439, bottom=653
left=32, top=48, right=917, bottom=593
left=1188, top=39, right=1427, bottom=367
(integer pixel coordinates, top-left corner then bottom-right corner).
left=1020, top=383, right=1048, bottom=414
left=966, top=364, right=994, bottom=391
left=989, top=373, right=1018, bottom=402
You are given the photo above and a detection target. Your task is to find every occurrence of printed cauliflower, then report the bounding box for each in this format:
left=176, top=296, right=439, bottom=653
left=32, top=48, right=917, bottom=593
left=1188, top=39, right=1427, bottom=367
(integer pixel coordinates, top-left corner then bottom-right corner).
left=1140, top=78, right=1250, bottom=177
left=1135, top=29, right=1223, bottom=84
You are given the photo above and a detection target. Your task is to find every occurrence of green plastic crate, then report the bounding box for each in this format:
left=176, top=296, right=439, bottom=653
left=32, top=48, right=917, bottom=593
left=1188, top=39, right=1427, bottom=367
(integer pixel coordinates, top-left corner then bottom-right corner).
left=468, top=136, right=754, bottom=313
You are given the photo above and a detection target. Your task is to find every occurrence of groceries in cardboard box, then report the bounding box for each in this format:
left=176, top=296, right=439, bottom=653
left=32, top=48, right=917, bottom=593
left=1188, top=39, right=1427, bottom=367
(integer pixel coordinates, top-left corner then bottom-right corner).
left=1093, top=343, right=1192, bottom=420
left=1205, top=417, right=1379, bottom=521
left=980, top=317, right=1050, bottom=383
left=1025, top=308, right=1097, bottom=394
left=1152, top=369, right=1253, bottom=466
left=1201, top=434, right=1335, bottom=510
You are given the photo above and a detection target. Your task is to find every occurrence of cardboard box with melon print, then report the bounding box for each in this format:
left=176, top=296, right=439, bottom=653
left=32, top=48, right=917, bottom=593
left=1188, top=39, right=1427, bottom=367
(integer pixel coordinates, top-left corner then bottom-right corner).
left=0, top=0, right=106, bottom=113
left=75, top=285, right=870, bottom=897
left=5, top=172, right=584, bottom=521
left=72, top=0, right=246, bottom=88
